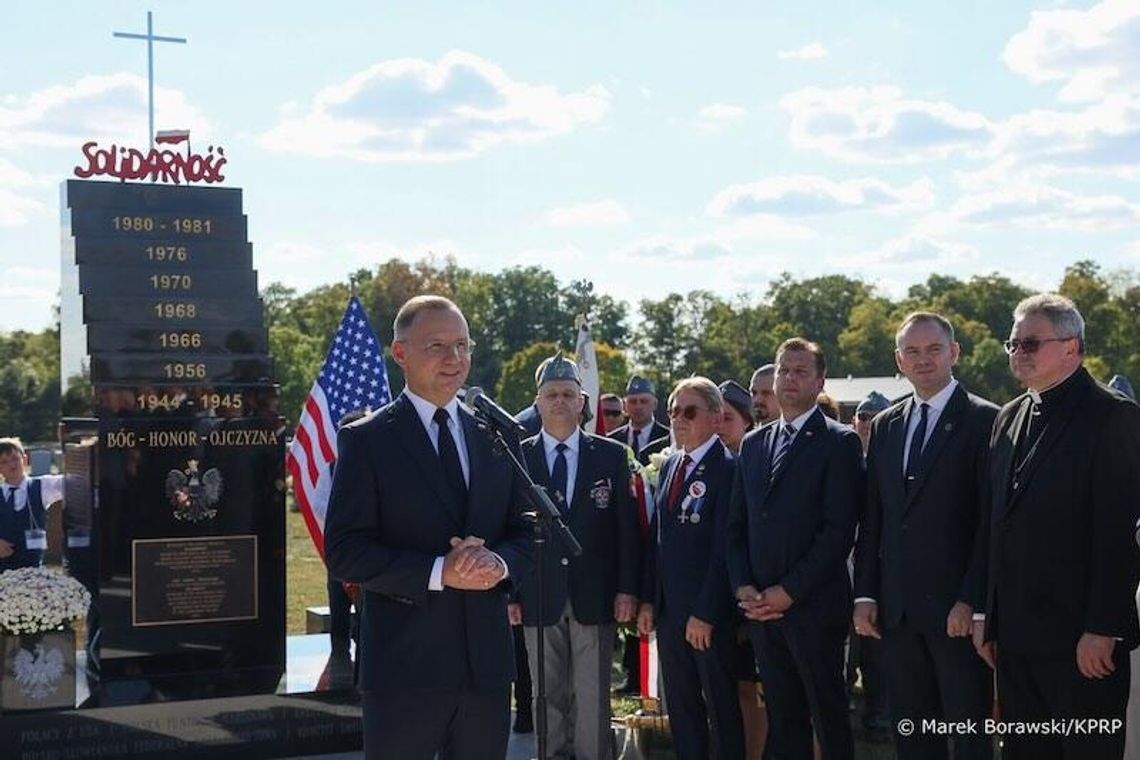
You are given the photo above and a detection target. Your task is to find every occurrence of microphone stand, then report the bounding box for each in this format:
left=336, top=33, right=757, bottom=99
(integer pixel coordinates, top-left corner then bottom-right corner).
left=472, top=413, right=581, bottom=760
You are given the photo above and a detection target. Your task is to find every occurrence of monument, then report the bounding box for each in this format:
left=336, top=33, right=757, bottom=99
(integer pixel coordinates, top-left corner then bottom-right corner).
left=0, top=12, right=362, bottom=758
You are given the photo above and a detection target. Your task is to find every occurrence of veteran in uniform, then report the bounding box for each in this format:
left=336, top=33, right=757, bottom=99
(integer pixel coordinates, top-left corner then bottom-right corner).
left=510, top=353, right=642, bottom=760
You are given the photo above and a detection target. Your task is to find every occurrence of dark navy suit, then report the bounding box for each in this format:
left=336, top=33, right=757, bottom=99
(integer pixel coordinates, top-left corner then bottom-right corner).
left=643, top=440, right=744, bottom=759
left=325, top=393, right=533, bottom=760
left=727, top=407, right=864, bottom=760
left=0, top=479, right=47, bottom=571
left=854, top=384, right=997, bottom=759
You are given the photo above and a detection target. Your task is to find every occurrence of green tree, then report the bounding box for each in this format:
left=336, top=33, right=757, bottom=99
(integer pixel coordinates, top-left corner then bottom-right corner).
left=838, top=298, right=898, bottom=376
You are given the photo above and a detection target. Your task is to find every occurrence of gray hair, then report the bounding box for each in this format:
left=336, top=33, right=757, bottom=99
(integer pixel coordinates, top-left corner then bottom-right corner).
left=668, top=376, right=724, bottom=414
left=1013, top=293, right=1085, bottom=353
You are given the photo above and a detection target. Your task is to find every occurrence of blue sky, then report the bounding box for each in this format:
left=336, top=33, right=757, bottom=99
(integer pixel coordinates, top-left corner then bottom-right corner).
left=2, top=0, right=1139, bottom=332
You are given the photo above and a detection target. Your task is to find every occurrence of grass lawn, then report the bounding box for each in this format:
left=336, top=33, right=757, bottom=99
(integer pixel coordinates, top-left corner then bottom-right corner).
left=286, top=503, right=328, bottom=635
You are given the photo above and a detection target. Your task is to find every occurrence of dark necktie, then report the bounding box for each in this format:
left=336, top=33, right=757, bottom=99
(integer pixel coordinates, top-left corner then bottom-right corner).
left=905, top=402, right=929, bottom=489
left=769, top=424, right=795, bottom=480
left=433, top=408, right=467, bottom=508
left=667, top=455, right=692, bottom=513
left=551, top=442, right=569, bottom=508
left=630, top=428, right=642, bottom=458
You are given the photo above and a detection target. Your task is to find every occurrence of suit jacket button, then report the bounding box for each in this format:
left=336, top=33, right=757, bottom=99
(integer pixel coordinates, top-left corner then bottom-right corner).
left=560, top=557, right=569, bottom=566
left=760, top=512, right=769, bottom=518
left=902, top=523, right=909, bottom=531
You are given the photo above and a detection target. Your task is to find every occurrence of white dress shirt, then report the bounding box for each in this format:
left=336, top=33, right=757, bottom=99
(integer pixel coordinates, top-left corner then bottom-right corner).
left=1, top=475, right=64, bottom=514
left=541, top=428, right=581, bottom=505
left=402, top=389, right=506, bottom=591
left=772, top=406, right=820, bottom=456
left=856, top=379, right=960, bottom=607
left=901, top=379, right=958, bottom=475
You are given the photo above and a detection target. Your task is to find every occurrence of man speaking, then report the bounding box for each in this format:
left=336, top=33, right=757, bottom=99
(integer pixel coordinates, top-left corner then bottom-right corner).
left=325, top=295, right=533, bottom=760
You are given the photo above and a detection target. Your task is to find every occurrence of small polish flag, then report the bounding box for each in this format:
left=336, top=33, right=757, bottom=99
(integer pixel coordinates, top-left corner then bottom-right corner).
left=155, top=130, right=190, bottom=145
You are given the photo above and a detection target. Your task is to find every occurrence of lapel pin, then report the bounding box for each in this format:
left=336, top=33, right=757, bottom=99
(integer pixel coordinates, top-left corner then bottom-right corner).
left=944, top=423, right=953, bottom=431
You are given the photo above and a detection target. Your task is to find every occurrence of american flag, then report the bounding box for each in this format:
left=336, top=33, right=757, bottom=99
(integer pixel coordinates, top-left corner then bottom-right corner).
left=286, top=296, right=391, bottom=559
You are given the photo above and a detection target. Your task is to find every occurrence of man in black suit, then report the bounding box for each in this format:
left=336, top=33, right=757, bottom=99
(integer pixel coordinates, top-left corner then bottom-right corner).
left=727, top=337, right=864, bottom=760
left=853, top=312, right=997, bottom=760
left=608, top=375, right=670, bottom=466
left=974, top=293, right=1140, bottom=760
left=638, top=377, right=745, bottom=759
left=509, top=353, right=640, bottom=760
left=324, top=295, right=533, bottom=760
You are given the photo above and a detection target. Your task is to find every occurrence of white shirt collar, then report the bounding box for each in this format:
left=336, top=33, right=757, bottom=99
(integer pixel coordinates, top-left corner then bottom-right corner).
left=778, top=406, right=819, bottom=434
left=541, top=428, right=581, bottom=456
left=681, top=434, right=719, bottom=464
left=403, top=387, right=461, bottom=432
left=912, top=377, right=958, bottom=412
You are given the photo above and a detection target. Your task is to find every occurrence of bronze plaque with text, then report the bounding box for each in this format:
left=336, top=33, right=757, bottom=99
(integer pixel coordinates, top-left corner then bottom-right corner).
left=132, top=535, right=258, bottom=626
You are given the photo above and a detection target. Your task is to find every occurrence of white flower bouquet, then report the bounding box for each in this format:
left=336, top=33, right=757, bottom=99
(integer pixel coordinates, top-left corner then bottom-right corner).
left=642, top=446, right=675, bottom=490
left=0, top=567, right=91, bottom=635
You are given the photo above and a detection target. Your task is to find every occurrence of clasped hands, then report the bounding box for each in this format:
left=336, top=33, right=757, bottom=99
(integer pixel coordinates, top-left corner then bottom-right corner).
left=735, top=584, right=793, bottom=621
left=442, top=535, right=505, bottom=591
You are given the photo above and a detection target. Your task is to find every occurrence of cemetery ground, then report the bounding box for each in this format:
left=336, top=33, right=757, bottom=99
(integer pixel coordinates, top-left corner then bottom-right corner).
left=284, top=500, right=898, bottom=758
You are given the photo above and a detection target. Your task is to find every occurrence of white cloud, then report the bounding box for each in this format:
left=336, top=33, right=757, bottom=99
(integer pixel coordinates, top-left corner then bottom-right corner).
left=707, top=175, right=935, bottom=216
left=778, top=42, right=829, bottom=61
left=0, top=73, right=209, bottom=149
left=0, top=158, right=47, bottom=226
left=260, top=50, right=610, bottom=163
left=618, top=215, right=816, bottom=263
left=950, top=184, right=1140, bottom=230
left=989, top=95, right=1140, bottom=177
left=861, top=235, right=977, bottom=265
left=695, top=103, right=747, bottom=132
left=544, top=200, right=630, bottom=227
left=780, top=85, right=994, bottom=163
left=508, top=243, right=586, bottom=267
left=0, top=267, right=57, bottom=301
left=1003, top=0, right=1140, bottom=102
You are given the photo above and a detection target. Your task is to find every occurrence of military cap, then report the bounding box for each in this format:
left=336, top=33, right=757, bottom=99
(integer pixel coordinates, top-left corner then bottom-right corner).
left=538, top=351, right=581, bottom=388
left=1108, top=374, right=1136, bottom=401
left=625, top=375, right=656, bottom=397
left=855, top=391, right=891, bottom=416
left=718, top=380, right=752, bottom=421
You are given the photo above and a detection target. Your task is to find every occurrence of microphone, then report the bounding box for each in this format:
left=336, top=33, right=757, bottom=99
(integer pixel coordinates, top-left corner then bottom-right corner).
left=465, top=387, right=527, bottom=436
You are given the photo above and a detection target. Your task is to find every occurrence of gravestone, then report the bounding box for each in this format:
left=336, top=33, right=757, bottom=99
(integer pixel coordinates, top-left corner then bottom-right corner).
left=60, top=179, right=285, bottom=701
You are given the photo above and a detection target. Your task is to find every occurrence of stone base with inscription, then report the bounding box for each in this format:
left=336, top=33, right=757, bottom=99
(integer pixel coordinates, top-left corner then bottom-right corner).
left=0, top=635, right=363, bottom=759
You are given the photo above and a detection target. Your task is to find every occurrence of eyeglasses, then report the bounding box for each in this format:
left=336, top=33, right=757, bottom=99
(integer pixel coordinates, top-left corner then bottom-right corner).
left=669, top=404, right=707, bottom=420
left=602, top=409, right=623, bottom=417
left=1002, top=337, right=1073, bottom=356
left=407, top=339, right=476, bottom=358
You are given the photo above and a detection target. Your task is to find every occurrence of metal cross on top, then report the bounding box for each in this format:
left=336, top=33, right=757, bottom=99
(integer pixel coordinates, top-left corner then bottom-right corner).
left=113, top=11, right=187, bottom=148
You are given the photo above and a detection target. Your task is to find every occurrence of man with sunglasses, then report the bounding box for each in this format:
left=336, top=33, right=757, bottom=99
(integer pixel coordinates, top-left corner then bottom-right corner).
left=974, top=294, right=1140, bottom=760
left=727, top=337, right=864, bottom=760
left=852, top=313, right=998, bottom=760
left=325, top=295, right=534, bottom=760
left=600, top=392, right=626, bottom=431
left=638, top=378, right=745, bottom=759
left=512, top=353, right=641, bottom=760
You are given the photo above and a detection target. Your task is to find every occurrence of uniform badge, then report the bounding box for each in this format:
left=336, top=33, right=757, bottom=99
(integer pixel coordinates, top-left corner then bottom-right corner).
left=688, top=481, right=706, bottom=499
left=689, top=512, right=702, bottom=524
left=591, top=479, right=612, bottom=509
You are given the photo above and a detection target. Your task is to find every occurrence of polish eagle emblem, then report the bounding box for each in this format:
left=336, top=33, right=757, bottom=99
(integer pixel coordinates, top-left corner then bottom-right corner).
left=166, top=459, right=223, bottom=522
left=12, top=643, right=66, bottom=700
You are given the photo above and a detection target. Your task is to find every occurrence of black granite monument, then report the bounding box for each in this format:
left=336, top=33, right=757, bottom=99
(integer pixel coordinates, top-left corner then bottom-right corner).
left=60, top=179, right=287, bottom=700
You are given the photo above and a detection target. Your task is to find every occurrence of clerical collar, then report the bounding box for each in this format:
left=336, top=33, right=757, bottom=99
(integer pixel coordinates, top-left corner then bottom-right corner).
left=1029, top=366, right=1085, bottom=408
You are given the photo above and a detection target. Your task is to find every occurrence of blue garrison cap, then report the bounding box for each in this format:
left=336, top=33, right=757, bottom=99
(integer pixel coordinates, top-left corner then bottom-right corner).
left=538, top=352, right=581, bottom=388
left=718, top=380, right=752, bottom=421
left=625, top=375, right=656, bottom=397
left=1108, top=374, right=1136, bottom=401
left=855, top=391, right=891, bottom=416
